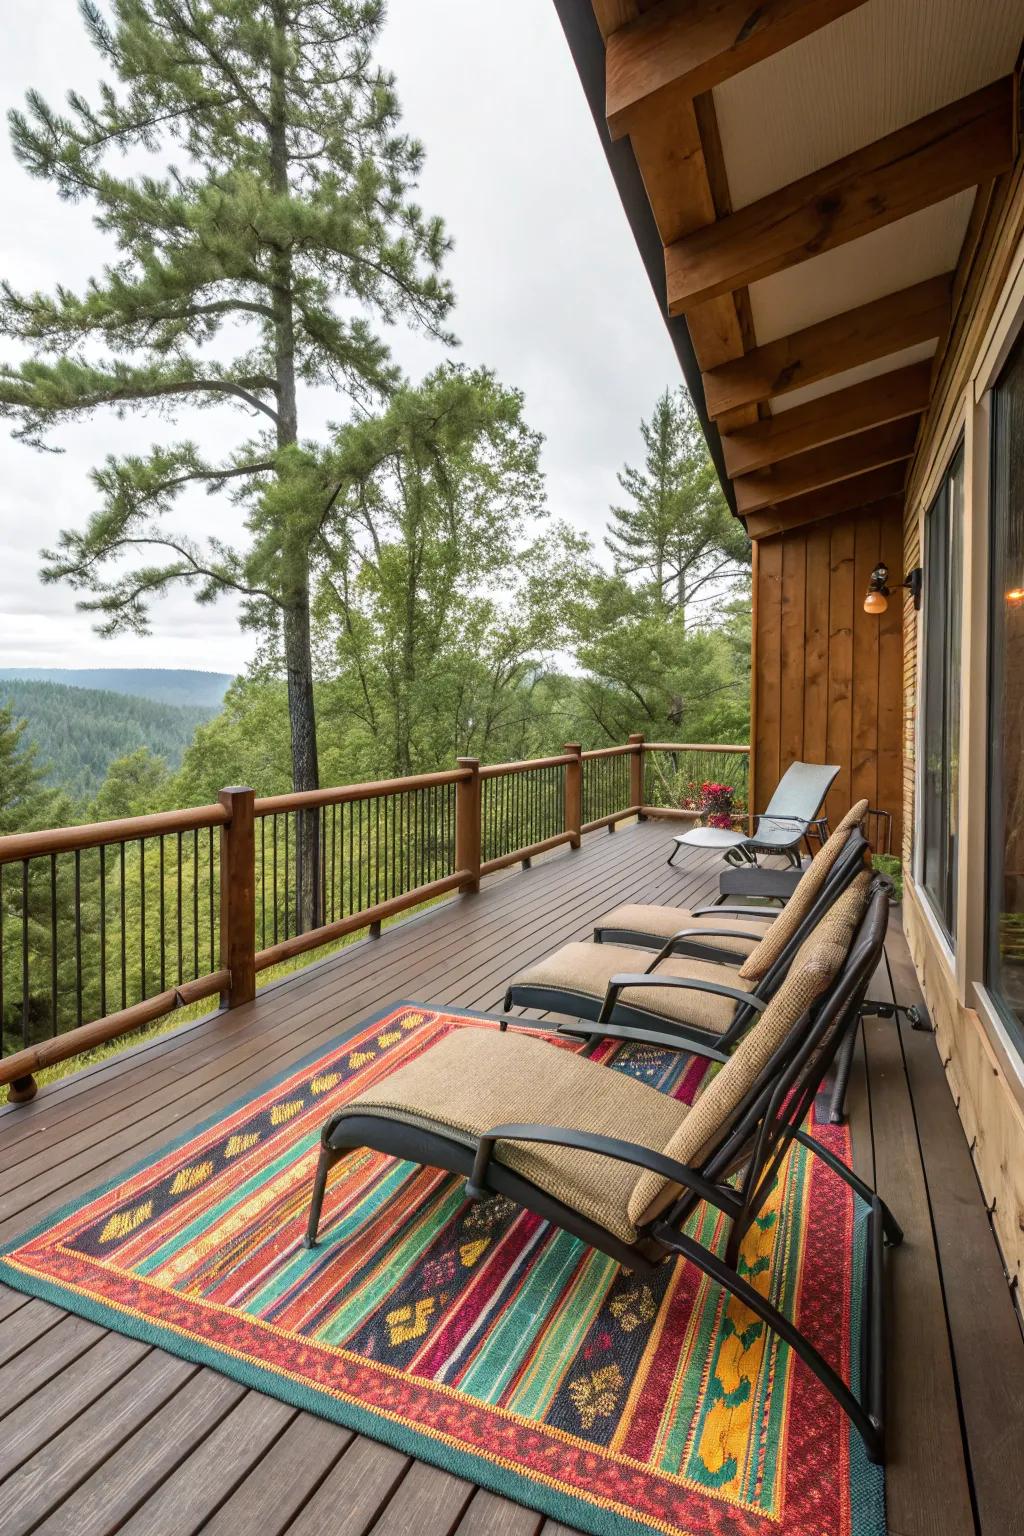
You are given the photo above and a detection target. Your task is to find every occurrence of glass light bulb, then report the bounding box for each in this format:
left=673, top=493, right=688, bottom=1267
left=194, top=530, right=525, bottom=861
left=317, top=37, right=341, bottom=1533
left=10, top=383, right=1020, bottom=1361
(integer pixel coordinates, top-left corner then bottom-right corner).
left=863, top=590, right=888, bottom=615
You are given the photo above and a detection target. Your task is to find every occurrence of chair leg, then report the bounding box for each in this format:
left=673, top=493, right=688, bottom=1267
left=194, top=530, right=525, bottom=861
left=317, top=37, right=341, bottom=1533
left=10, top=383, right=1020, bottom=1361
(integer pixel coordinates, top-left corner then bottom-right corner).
left=667, top=841, right=680, bottom=866
left=656, top=1224, right=886, bottom=1463
left=793, top=1127, right=903, bottom=1247
left=827, top=1027, right=857, bottom=1124
left=303, top=1145, right=337, bottom=1249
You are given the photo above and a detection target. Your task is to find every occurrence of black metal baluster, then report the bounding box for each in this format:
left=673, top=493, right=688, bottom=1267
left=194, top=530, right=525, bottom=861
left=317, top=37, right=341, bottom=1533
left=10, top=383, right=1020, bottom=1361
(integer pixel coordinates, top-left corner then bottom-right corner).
left=99, top=845, right=107, bottom=1019
left=139, top=840, right=146, bottom=1001
left=259, top=815, right=266, bottom=951
left=159, top=836, right=166, bottom=994
left=272, top=815, right=279, bottom=946
left=176, top=832, right=184, bottom=985
left=295, top=808, right=303, bottom=937
left=209, top=825, right=215, bottom=973
left=49, top=853, right=58, bottom=1035
left=192, top=827, right=199, bottom=979
left=74, top=849, right=83, bottom=1026
left=120, top=842, right=127, bottom=1010
left=283, top=813, right=290, bottom=941
left=20, top=860, right=30, bottom=1049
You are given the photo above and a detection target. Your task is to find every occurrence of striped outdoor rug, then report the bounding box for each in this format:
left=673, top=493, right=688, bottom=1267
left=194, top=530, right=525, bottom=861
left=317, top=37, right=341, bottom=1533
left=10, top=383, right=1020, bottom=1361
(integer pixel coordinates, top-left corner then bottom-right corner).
left=0, top=1005, right=884, bottom=1536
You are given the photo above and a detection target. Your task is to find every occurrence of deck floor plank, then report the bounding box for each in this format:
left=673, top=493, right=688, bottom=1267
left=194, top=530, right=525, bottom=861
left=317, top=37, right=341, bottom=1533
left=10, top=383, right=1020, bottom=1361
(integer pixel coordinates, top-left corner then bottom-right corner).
left=0, top=824, right=1011, bottom=1536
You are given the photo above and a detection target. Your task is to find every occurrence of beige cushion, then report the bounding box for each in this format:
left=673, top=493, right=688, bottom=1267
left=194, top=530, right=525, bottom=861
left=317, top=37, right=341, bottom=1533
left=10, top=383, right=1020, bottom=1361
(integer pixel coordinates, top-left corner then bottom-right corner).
left=737, top=799, right=869, bottom=982
left=628, top=871, right=872, bottom=1227
left=596, top=904, right=766, bottom=959
left=513, top=941, right=744, bottom=1035
left=337, top=1027, right=688, bottom=1245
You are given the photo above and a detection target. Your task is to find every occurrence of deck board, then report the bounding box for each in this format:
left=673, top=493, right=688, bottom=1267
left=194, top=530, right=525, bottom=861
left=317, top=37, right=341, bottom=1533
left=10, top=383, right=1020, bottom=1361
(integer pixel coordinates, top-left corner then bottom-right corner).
left=0, top=821, right=1016, bottom=1536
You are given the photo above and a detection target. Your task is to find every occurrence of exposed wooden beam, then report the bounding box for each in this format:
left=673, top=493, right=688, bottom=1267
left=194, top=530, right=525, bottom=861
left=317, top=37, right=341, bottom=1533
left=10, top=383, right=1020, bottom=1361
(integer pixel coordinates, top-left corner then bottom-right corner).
left=628, top=89, right=759, bottom=427
left=721, top=361, right=933, bottom=475
left=591, top=1, right=640, bottom=40
left=703, top=274, right=951, bottom=419
left=607, top=0, right=870, bottom=138
left=666, top=77, right=1016, bottom=313
left=734, top=418, right=919, bottom=513
left=744, top=469, right=906, bottom=537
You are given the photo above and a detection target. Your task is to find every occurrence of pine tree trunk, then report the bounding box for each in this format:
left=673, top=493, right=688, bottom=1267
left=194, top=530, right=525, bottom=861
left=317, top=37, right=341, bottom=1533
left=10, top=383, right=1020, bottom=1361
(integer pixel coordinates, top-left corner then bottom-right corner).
left=270, top=4, right=320, bottom=929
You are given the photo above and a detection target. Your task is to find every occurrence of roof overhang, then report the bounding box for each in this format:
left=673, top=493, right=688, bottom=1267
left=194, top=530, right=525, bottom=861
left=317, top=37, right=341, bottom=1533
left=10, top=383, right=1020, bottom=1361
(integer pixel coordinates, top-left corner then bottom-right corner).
left=557, top=0, right=1024, bottom=536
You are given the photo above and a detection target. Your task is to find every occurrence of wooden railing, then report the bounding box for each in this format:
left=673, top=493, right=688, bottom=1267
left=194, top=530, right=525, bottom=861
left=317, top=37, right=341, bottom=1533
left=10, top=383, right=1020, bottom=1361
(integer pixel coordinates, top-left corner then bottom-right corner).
left=0, top=736, right=748, bottom=1100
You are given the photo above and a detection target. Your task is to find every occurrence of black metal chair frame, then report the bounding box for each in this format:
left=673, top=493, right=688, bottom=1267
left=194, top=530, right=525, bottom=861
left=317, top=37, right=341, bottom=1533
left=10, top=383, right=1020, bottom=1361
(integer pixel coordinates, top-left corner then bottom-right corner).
left=305, top=883, right=899, bottom=1464
left=505, top=831, right=870, bottom=1061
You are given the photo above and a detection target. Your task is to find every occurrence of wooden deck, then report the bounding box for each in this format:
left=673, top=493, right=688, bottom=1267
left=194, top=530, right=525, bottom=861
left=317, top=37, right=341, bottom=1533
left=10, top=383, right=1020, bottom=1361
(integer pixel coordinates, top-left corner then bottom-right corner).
left=0, top=819, right=1020, bottom=1536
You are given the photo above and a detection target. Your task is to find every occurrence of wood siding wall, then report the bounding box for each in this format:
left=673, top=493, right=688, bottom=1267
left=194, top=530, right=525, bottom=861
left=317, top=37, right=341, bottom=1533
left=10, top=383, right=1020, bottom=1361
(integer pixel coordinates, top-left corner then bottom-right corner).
left=751, top=497, right=904, bottom=845
left=901, top=156, right=1024, bottom=1296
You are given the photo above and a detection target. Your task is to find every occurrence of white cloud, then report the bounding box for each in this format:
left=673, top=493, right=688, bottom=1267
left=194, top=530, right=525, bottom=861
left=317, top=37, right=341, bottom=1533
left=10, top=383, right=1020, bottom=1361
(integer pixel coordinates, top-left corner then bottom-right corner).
left=0, top=0, right=680, bottom=672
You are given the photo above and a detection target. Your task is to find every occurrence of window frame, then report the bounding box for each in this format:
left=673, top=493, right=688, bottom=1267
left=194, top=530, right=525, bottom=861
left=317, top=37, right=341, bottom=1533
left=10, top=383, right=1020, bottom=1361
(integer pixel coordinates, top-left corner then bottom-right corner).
left=983, top=331, right=1024, bottom=1057
left=915, top=439, right=965, bottom=947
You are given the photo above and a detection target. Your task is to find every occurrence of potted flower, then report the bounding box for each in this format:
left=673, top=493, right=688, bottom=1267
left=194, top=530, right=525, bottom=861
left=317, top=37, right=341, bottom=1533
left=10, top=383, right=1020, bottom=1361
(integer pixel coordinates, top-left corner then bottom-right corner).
left=698, top=781, right=734, bottom=829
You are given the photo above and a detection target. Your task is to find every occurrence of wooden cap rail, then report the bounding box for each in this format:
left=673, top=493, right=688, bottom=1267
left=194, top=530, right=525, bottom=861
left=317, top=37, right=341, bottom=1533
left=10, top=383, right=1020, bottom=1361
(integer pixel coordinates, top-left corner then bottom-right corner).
left=0, top=737, right=752, bottom=1102
left=0, top=802, right=229, bottom=866
left=478, top=753, right=576, bottom=779
left=254, top=766, right=470, bottom=816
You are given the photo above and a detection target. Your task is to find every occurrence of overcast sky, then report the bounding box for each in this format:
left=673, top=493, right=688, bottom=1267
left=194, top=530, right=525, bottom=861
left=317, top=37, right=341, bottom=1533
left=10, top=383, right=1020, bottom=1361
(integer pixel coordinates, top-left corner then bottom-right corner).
left=0, top=1, right=681, bottom=674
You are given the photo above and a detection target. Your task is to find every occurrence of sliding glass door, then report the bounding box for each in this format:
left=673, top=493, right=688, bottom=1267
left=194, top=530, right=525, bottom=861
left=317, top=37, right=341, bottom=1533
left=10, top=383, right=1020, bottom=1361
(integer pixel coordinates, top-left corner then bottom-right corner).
left=919, top=444, right=964, bottom=942
left=987, top=339, right=1024, bottom=1045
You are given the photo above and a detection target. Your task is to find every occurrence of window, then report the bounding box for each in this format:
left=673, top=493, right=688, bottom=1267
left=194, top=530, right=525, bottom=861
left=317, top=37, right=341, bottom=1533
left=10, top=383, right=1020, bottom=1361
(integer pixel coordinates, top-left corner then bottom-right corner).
left=987, top=338, right=1024, bottom=1044
left=919, top=443, right=964, bottom=941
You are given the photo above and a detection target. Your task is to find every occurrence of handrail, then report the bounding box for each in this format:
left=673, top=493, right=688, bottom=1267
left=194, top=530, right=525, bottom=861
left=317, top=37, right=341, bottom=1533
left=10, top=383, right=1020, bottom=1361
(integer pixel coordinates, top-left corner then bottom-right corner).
left=254, top=766, right=470, bottom=815
left=0, top=802, right=229, bottom=865
left=0, top=729, right=753, bottom=1102
left=478, top=753, right=576, bottom=779
left=643, top=742, right=750, bottom=754
left=580, top=744, right=634, bottom=760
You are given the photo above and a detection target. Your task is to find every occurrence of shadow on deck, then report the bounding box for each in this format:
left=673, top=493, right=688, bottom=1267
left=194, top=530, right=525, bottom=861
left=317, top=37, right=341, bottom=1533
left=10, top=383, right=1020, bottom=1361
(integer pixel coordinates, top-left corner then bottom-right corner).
left=0, top=820, right=1020, bottom=1535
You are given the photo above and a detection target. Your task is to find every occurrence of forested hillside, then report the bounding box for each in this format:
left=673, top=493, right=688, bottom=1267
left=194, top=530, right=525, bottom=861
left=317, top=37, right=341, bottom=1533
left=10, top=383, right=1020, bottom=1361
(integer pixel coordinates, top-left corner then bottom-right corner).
left=0, top=680, right=216, bottom=800
left=0, top=669, right=232, bottom=709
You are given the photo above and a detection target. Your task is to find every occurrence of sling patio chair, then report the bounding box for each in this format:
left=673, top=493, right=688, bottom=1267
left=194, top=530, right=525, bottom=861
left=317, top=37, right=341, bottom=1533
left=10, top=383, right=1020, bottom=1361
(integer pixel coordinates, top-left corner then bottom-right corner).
left=502, top=822, right=869, bottom=1059
left=594, top=799, right=869, bottom=965
left=304, top=876, right=898, bottom=1463
left=667, top=759, right=840, bottom=869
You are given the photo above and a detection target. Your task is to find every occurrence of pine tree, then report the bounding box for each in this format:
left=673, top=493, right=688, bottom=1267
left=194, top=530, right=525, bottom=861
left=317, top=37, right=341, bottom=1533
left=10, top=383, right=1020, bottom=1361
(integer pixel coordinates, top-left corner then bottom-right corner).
left=0, top=0, right=453, bottom=827
left=607, top=388, right=749, bottom=628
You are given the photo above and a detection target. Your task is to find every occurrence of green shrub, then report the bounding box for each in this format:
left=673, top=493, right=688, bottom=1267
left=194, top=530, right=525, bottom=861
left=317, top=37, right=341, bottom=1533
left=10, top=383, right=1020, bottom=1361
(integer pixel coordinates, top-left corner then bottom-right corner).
left=872, top=853, right=903, bottom=902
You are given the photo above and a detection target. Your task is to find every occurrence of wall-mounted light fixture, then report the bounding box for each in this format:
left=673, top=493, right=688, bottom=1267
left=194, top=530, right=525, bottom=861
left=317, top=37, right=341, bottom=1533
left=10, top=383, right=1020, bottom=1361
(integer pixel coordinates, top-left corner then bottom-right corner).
left=1007, top=586, right=1024, bottom=606
left=863, top=563, right=923, bottom=615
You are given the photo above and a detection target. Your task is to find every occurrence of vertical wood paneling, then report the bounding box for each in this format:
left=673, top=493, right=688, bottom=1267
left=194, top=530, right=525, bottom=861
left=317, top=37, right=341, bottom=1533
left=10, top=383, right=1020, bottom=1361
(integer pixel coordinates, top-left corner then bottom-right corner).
left=826, top=518, right=857, bottom=818
left=851, top=513, right=882, bottom=813
left=755, top=537, right=783, bottom=805
left=803, top=522, right=831, bottom=765
left=779, top=536, right=807, bottom=769
left=751, top=501, right=903, bottom=846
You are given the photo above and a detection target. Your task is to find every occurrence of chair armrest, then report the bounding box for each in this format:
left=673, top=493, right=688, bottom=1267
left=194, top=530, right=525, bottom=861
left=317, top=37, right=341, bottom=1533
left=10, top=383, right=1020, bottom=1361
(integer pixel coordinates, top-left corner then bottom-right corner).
left=467, top=1123, right=731, bottom=1214
left=753, top=813, right=812, bottom=830
left=599, top=972, right=767, bottom=1025
left=556, top=1019, right=730, bottom=1063
left=691, top=904, right=778, bottom=922
left=647, top=927, right=765, bottom=971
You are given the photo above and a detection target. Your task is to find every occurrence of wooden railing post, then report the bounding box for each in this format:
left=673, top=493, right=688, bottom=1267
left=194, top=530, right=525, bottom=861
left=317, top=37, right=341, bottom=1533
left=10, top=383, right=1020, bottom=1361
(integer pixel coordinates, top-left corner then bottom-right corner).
left=629, top=734, right=646, bottom=818
left=218, top=787, right=256, bottom=1009
left=563, top=743, right=582, bottom=849
left=455, top=758, right=482, bottom=895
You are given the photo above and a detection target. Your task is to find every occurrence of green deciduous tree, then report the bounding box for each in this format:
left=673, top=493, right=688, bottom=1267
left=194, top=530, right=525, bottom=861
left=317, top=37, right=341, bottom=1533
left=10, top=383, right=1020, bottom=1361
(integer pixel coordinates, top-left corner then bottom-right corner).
left=315, top=364, right=585, bottom=776
left=0, top=0, right=453, bottom=815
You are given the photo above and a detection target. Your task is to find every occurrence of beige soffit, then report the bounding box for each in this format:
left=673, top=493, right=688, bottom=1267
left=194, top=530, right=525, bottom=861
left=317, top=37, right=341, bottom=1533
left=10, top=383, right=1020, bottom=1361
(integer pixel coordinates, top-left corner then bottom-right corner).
left=706, top=0, right=1024, bottom=418
left=712, top=0, right=1024, bottom=211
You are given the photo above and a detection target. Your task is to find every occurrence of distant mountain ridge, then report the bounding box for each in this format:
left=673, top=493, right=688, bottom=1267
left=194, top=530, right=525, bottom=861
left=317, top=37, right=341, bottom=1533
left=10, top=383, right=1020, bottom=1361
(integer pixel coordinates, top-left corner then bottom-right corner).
left=0, top=677, right=221, bottom=801
left=0, top=668, right=233, bottom=709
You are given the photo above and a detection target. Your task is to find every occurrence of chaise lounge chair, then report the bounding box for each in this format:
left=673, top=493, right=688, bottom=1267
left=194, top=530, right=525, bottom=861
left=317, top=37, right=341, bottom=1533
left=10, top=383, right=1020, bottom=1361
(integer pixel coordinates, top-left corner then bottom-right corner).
left=502, top=812, right=869, bottom=1056
left=304, top=876, right=897, bottom=1462
left=668, top=759, right=840, bottom=869
left=595, top=799, right=868, bottom=963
